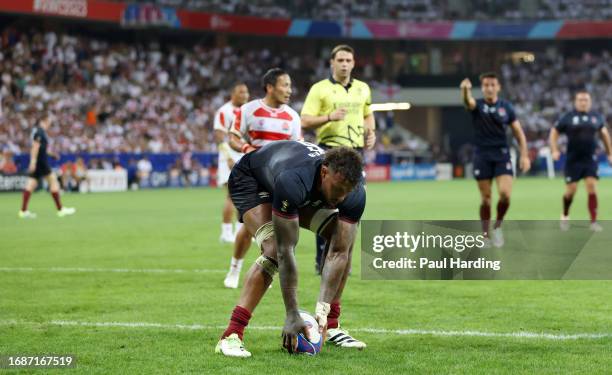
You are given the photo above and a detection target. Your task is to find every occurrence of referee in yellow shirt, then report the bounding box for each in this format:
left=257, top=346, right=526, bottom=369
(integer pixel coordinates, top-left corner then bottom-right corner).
left=302, top=44, right=376, bottom=273
left=302, top=44, right=376, bottom=150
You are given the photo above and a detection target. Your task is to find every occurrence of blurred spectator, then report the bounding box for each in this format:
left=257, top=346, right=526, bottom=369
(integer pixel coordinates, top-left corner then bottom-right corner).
left=0, top=150, right=18, bottom=174
left=137, top=156, right=153, bottom=182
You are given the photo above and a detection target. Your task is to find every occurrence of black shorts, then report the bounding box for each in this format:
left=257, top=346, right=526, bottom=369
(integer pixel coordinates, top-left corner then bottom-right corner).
left=228, top=153, right=271, bottom=223
left=473, top=148, right=513, bottom=180
left=29, top=161, right=52, bottom=179
left=564, top=159, right=598, bottom=184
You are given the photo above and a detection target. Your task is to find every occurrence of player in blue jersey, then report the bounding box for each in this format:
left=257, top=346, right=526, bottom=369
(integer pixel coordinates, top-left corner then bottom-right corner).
left=460, top=72, right=531, bottom=247
left=18, top=113, right=75, bottom=219
left=549, top=90, right=612, bottom=231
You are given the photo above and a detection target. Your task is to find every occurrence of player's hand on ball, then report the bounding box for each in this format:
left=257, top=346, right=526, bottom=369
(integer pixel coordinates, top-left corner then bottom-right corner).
left=282, top=313, right=309, bottom=354
left=460, top=78, right=472, bottom=90
left=551, top=150, right=561, bottom=161
left=329, top=108, right=347, bottom=122
left=520, top=156, right=531, bottom=173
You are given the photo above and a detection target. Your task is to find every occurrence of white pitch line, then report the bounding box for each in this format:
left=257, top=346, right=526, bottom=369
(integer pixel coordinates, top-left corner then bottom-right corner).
left=0, top=320, right=609, bottom=341
left=0, top=267, right=225, bottom=274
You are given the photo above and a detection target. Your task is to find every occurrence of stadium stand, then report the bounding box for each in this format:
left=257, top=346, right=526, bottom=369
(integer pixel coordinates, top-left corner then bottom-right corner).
left=108, top=0, right=612, bottom=21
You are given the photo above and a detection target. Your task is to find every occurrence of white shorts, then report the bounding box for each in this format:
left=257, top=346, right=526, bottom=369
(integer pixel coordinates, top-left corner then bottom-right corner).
left=217, top=149, right=243, bottom=187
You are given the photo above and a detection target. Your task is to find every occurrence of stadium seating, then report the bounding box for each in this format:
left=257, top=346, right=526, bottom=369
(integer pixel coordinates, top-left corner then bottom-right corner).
left=107, top=0, right=612, bottom=21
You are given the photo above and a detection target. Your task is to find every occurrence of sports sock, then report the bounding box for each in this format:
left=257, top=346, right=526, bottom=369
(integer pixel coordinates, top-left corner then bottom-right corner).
left=327, top=301, right=341, bottom=329
left=51, top=191, right=62, bottom=210
left=229, top=257, right=244, bottom=273
left=21, top=190, right=32, bottom=211
left=480, top=202, right=491, bottom=236
left=222, top=305, right=251, bottom=340
left=562, top=195, right=573, bottom=217
left=494, top=198, right=510, bottom=229
left=234, top=222, right=243, bottom=234
left=588, top=193, right=597, bottom=223
left=222, top=223, right=233, bottom=236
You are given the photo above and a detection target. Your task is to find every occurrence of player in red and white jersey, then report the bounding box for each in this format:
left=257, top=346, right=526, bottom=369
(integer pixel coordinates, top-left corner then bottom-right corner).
left=222, top=69, right=301, bottom=290
left=214, top=83, right=254, bottom=289
left=229, top=68, right=302, bottom=154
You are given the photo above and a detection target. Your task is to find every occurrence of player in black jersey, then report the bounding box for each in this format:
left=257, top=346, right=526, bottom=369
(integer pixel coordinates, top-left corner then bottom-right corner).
left=216, top=141, right=366, bottom=357
left=18, top=113, right=75, bottom=219
left=461, top=72, right=531, bottom=247
left=549, top=90, right=612, bottom=231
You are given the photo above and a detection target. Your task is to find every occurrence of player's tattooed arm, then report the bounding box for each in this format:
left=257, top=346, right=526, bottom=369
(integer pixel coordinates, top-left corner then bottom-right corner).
left=549, top=127, right=561, bottom=161
left=273, top=213, right=310, bottom=353
left=460, top=78, right=476, bottom=110
left=318, top=219, right=357, bottom=303
left=511, top=120, right=531, bottom=172
left=600, top=126, right=612, bottom=164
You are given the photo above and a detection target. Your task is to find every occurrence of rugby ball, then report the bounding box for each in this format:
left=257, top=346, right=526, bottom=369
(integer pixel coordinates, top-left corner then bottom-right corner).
left=295, top=311, right=322, bottom=355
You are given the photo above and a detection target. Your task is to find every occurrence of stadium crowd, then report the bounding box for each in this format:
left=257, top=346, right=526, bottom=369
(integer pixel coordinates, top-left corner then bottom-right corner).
left=0, top=27, right=333, bottom=155
left=1, top=26, right=610, bottom=170
left=111, top=0, right=612, bottom=21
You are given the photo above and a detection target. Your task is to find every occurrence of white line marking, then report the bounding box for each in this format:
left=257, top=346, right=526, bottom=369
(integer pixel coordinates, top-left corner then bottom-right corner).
left=0, top=267, right=225, bottom=274
left=0, top=320, right=609, bottom=341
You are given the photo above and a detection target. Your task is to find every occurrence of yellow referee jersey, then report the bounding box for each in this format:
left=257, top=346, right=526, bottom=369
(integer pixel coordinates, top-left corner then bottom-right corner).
left=301, top=76, right=372, bottom=149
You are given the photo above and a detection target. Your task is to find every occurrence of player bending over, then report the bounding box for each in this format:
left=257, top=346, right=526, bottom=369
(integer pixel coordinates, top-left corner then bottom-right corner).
left=549, top=90, right=612, bottom=231
left=216, top=141, right=366, bottom=357
left=460, top=73, right=530, bottom=247
left=19, top=113, right=75, bottom=219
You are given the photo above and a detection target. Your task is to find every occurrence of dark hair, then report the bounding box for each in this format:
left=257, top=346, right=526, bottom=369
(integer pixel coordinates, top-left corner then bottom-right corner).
left=574, top=89, right=590, bottom=98
left=330, top=44, right=355, bottom=60
left=232, top=82, right=247, bottom=90
left=479, top=72, right=499, bottom=82
left=35, top=111, right=51, bottom=127
left=323, top=147, right=363, bottom=187
left=261, top=68, right=288, bottom=93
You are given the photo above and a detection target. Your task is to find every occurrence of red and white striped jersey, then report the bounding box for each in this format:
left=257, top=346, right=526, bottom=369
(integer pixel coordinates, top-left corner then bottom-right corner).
left=213, top=101, right=240, bottom=134
left=214, top=100, right=243, bottom=163
left=231, top=99, right=302, bottom=148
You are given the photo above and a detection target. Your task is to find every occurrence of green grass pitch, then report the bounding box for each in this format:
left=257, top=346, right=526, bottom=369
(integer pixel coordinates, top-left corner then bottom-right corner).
left=1, top=178, right=611, bottom=374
